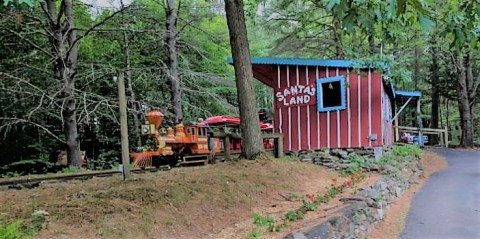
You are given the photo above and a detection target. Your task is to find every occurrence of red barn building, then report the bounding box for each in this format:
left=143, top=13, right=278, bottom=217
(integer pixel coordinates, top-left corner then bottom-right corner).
left=229, top=57, right=395, bottom=152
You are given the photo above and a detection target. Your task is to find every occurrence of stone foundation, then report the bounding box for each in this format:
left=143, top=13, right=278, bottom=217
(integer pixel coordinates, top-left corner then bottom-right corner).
left=295, top=147, right=391, bottom=171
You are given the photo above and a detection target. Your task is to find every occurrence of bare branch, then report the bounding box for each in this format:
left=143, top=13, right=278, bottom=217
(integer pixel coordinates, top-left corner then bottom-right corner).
left=66, top=5, right=130, bottom=57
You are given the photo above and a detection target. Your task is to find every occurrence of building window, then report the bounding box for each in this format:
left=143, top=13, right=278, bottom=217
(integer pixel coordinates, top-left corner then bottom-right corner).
left=316, top=75, right=346, bottom=112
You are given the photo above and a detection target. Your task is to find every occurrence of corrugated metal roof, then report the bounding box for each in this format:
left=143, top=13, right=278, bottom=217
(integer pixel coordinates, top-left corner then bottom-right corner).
left=227, top=57, right=387, bottom=69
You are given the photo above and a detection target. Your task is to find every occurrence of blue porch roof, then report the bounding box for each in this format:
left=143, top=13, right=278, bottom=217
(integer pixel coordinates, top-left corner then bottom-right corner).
left=395, top=90, right=422, bottom=98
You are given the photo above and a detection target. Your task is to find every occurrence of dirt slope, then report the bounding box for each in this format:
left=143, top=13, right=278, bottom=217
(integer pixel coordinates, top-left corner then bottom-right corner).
left=1, top=159, right=375, bottom=239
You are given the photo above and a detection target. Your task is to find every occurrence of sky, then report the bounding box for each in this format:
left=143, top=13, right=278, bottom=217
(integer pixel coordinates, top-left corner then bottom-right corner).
left=82, top=0, right=131, bottom=10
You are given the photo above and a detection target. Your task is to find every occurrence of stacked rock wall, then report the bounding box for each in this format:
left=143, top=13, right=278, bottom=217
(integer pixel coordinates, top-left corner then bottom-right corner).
left=286, top=153, right=422, bottom=239
left=298, top=147, right=389, bottom=171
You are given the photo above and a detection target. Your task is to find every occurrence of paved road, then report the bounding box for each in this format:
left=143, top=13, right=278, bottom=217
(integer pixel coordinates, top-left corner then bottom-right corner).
left=400, top=148, right=480, bottom=239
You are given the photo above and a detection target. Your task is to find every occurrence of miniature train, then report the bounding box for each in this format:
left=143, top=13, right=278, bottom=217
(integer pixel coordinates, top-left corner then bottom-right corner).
left=130, top=110, right=273, bottom=168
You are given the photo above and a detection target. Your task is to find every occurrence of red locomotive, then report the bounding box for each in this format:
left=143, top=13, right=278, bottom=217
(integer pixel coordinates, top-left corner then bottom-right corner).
left=130, top=110, right=273, bottom=168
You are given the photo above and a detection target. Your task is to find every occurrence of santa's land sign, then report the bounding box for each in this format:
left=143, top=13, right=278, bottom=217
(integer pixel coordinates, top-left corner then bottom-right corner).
left=275, top=84, right=316, bottom=108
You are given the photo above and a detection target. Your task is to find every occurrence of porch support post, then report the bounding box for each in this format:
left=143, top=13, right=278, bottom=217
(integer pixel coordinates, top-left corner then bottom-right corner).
left=395, top=113, right=400, bottom=142
left=417, top=98, right=423, bottom=146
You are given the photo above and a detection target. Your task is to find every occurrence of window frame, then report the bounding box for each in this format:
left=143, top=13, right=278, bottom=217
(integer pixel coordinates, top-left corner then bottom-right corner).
left=316, top=75, right=347, bottom=112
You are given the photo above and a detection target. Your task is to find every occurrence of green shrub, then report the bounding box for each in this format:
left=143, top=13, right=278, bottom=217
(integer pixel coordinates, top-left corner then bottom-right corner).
left=285, top=210, right=305, bottom=221
left=302, top=200, right=317, bottom=211
left=0, top=221, right=26, bottom=239
left=252, top=213, right=275, bottom=227
left=392, top=145, right=422, bottom=158
left=342, top=155, right=372, bottom=175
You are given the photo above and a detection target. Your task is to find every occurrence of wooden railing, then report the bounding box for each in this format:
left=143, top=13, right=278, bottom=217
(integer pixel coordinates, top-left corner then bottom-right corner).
left=393, top=126, right=449, bottom=147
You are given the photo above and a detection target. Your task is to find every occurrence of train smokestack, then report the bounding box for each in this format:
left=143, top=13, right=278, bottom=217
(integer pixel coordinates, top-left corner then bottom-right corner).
left=146, top=110, right=164, bottom=129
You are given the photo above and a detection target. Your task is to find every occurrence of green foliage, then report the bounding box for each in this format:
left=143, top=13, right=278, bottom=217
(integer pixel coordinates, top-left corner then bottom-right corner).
left=2, top=0, right=32, bottom=7
left=144, top=138, right=159, bottom=152
left=163, top=217, right=174, bottom=225
left=315, top=195, right=331, bottom=204
left=0, top=221, right=26, bottom=239
left=285, top=210, right=304, bottom=222
left=30, top=210, right=49, bottom=233
left=0, top=159, right=55, bottom=177
left=247, top=230, right=262, bottom=239
left=342, top=155, right=372, bottom=175
left=302, top=200, right=318, bottom=211
left=252, top=213, right=275, bottom=227
left=0, top=210, right=47, bottom=239
left=392, top=145, right=422, bottom=158
left=286, top=193, right=301, bottom=200
left=60, top=166, right=81, bottom=174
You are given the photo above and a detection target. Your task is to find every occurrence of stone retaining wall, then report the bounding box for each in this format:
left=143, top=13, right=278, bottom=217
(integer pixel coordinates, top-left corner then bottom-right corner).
left=286, top=154, right=422, bottom=239
left=298, top=147, right=391, bottom=171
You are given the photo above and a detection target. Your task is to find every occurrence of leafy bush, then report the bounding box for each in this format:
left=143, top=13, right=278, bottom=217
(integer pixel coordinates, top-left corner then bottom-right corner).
left=302, top=200, right=317, bottom=211
left=342, top=155, right=372, bottom=175
left=0, top=221, right=26, bottom=239
left=392, top=145, right=422, bottom=158
left=285, top=209, right=305, bottom=221
left=252, top=213, right=275, bottom=227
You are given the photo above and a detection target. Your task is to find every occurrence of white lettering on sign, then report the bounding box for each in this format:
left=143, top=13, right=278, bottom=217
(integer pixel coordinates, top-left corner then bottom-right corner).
left=275, top=84, right=316, bottom=107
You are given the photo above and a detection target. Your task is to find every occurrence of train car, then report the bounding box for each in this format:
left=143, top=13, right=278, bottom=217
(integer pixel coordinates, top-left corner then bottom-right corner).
left=130, top=110, right=275, bottom=168
left=130, top=110, right=222, bottom=168
left=202, top=115, right=274, bottom=150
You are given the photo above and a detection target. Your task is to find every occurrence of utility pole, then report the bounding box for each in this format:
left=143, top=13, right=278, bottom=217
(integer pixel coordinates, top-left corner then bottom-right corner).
left=117, top=70, right=130, bottom=180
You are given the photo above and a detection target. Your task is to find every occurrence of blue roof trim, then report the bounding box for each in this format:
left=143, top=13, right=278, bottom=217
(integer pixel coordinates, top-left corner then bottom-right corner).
left=396, top=90, right=422, bottom=98
left=227, top=57, right=386, bottom=69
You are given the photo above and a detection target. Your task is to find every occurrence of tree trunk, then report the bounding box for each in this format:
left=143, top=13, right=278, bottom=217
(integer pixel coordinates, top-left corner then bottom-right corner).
left=368, top=30, right=375, bottom=56
left=429, top=42, right=439, bottom=145
left=332, top=19, right=344, bottom=59
left=56, top=0, right=82, bottom=167
left=224, top=0, right=263, bottom=159
left=165, top=0, right=183, bottom=124
left=413, top=37, right=421, bottom=90
left=453, top=52, right=475, bottom=147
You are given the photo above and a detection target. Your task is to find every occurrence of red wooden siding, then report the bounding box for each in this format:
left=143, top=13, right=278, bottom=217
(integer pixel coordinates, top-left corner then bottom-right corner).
left=266, top=64, right=387, bottom=152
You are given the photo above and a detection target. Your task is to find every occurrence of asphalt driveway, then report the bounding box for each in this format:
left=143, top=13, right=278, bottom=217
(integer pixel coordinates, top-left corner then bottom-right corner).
left=400, top=148, right=480, bottom=239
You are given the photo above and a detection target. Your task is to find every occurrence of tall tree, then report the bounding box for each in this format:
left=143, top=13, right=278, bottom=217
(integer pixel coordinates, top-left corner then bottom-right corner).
left=43, top=0, right=82, bottom=166
left=441, top=0, right=479, bottom=146
left=165, top=0, right=183, bottom=124
left=451, top=51, right=478, bottom=146
left=429, top=38, right=440, bottom=144
left=224, top=0, right=263, bottom=159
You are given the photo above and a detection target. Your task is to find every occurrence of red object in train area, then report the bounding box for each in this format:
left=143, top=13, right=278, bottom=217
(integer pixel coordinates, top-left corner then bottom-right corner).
left=260, top=122, right=273, bottom=131
left=202, top=115, right=241, bottom=125
left=203, top=115, right=273, bottom=132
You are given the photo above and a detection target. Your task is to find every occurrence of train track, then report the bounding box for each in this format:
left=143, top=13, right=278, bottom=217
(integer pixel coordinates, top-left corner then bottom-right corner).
left=0, top=166, right=171, bottom=190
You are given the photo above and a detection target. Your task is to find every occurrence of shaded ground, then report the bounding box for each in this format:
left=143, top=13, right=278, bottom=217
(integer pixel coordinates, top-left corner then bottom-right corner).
left=0, top=159, right=377, bottom=239
left=370, top=150, right=448, bottom=239
left=399, top=148, right=480, bottom=239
